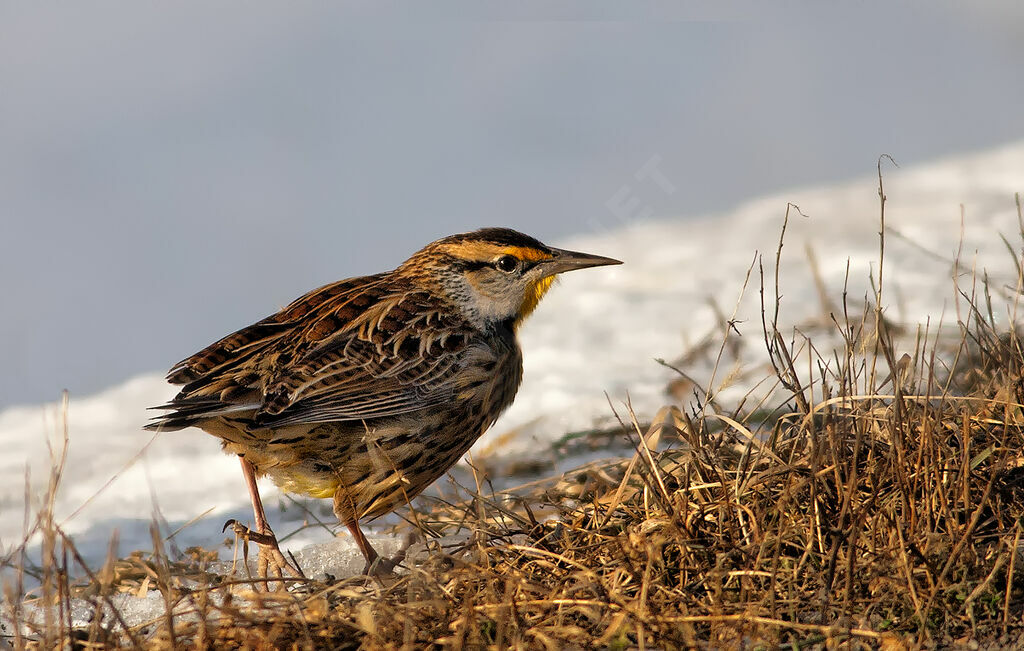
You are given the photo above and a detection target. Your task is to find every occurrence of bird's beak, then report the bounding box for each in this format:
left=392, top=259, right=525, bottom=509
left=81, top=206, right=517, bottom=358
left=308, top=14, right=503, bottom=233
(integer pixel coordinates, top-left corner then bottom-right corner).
left=540, top=247, right=623, bottom=277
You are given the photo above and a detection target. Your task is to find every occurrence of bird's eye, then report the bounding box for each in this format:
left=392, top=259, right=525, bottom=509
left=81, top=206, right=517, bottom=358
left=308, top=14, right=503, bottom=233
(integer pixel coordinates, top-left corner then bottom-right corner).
left=494, top=255, right=520, bottom=273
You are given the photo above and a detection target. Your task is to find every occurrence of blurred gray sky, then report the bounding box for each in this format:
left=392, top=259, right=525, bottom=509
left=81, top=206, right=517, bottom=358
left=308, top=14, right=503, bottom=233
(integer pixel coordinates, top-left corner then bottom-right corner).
left=2, top=2, right=1024, bottom=408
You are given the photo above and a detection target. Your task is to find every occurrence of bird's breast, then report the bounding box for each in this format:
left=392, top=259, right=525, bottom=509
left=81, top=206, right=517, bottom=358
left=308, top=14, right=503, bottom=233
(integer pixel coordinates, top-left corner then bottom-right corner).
left=454, top=332, right=522, bottom=426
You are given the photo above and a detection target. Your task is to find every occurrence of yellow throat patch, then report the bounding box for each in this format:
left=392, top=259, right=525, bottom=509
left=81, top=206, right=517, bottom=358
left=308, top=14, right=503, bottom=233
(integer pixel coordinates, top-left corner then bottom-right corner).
left=516, top=275, right=556, bottom=327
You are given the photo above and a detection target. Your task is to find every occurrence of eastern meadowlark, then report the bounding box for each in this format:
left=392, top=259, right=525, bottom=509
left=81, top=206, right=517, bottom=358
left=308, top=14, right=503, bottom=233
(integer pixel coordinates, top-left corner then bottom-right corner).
left=146, top=228, right=620, bottom=578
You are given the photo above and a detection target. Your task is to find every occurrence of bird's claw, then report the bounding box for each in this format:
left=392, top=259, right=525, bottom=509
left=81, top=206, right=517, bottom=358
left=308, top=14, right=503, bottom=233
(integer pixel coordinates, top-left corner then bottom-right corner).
left=361, top=531, right=416, bottom=577
left=223, top=518, right=306, bottom=589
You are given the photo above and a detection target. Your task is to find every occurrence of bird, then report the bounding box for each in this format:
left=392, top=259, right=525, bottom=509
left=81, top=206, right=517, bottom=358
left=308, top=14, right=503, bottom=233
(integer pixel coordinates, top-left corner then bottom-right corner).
left=145, top=227, right=621, bottom=580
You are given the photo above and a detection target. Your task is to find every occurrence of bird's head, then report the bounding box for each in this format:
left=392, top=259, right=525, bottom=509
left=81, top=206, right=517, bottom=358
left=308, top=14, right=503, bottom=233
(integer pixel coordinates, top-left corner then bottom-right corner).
left=400, top=227, right=622, bottom=330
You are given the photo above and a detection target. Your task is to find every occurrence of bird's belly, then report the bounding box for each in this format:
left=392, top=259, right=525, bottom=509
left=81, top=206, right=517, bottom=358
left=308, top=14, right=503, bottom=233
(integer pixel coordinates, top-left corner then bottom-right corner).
left=223, top=345, right=522, bottom=519
left=276, top=474, right=340, bottom=499
left=247, top=410, right=490, bottom=519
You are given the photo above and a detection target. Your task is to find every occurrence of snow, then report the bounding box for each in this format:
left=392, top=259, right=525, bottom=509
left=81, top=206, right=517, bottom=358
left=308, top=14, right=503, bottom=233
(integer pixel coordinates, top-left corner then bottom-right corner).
left=6, top=534, right=423, bottom=635
left=2, top=142, right=1024, bottom=603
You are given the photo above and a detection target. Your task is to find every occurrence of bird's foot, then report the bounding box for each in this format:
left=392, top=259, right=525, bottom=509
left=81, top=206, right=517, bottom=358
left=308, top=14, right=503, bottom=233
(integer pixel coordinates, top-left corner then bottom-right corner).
left=362, top=555, right=398, bottom=577
left=223, top=518, right=306, bottom=590
left=360, top=531, right=417, bottom=578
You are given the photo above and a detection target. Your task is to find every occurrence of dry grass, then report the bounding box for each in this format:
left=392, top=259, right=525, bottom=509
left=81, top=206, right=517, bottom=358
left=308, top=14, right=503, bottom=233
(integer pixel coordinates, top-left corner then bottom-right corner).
left=5, top=190, right=1024, bottom=649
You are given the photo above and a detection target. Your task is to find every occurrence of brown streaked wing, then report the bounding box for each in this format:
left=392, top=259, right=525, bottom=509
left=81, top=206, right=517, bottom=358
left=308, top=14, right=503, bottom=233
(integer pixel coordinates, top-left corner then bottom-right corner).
left=254, top=291, right=477, bottom=427
left=146, top=274, right=481, bottom=432
left=146, top=273, right=393, bottom=431
left=164, top=273, right=389, bottom=385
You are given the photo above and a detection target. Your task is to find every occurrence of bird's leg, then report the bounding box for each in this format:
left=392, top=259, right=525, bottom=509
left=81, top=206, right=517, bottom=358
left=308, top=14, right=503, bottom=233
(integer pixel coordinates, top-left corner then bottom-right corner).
left=346, top=519, right=381, bottom=574
left=345, top=520, right=402, bottom=576
left=344, top=519, right=420, bottom=577
left=334, top=489, right=414, bottom=576
left=224, top=456, right=304, bottom=589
